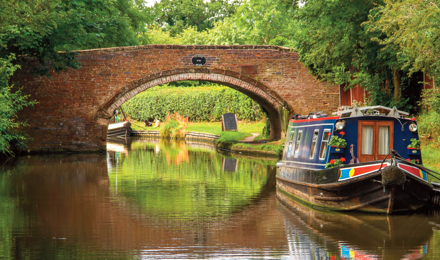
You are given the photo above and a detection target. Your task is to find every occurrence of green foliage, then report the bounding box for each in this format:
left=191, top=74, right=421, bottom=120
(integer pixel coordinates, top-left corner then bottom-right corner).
left=144, top=0, right=297, bottom=47
left=421, top=145, right=440, bottom=174
left=407, top=138, right=421, bottom=149
left=328, top=136, right=347, bottom=148
left=421, top=89, right=440, bottom=115
left=0, top=56, right=35, bottom=155
left=366, top=0, right=440, bottom=84
left=417, top=110, right=440, bottom=147
left=177, top=18, right=248, bottom=45
left=149, top=0, right=240, bottom=36
left=262, top=115, right=270, bottom=138
left=139, top=25, right=180, bottom=45
left=234, top=0, right=297, bottom=46
left=294, top=0, right=411, bottom=109
left=417, top=89, right=440, bottom=146
left=216, top=132, right=251, bottom=144
left=1, top=0, right=148, bottom=76
left=122, top=84, right=265, bottom=122
left=160, top=119, right=185, bottom=139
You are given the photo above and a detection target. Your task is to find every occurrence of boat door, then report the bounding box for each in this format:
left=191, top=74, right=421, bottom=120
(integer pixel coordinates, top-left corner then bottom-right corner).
left=357, top=121, right=394, bottom=162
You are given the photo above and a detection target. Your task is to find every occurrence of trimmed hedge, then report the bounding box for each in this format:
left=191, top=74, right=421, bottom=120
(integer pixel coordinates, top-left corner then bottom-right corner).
left=122, top=84, right=265, bottom=122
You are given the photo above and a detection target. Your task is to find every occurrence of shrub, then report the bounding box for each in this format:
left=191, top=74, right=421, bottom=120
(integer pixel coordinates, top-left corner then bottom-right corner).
left=160, top=112, right=188, bottom=139
left=122, top=84, right=265, bottom=122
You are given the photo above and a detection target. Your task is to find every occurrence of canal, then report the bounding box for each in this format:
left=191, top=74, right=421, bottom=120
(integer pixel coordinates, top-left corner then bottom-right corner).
left=1, top=138, right=440, bottom=259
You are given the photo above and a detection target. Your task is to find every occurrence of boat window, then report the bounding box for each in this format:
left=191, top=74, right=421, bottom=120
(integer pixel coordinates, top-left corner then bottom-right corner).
left=319, top=129, right=331, bottom=160
left=378, top=126, right=390, bottom=155
left=361, top=125, right=374, bottom=155
left=287, top=130, right=296, bottom=157
left=294, top=130, right=303, bottom=158
left=310, top=130, right=319, bottom=159
left=290, top=130, right=296, bottom=141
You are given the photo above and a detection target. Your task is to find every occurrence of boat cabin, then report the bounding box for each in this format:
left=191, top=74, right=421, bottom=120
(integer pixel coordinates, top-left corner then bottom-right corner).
left=282, top=106, right=421, bottom=169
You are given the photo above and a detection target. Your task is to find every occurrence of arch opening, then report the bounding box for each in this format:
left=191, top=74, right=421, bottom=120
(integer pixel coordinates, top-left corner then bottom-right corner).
left=99, top=69, right=292, bottom=140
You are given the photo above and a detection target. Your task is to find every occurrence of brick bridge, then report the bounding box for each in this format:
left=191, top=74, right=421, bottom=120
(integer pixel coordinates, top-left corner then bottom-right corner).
left=17, top=45, right=339, bottom=152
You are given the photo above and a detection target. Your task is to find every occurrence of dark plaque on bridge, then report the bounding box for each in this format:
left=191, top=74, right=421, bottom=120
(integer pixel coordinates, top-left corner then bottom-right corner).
left=222, top=113, right=238, bottom=132
left=222, top=157, right=238, bottom=172
left=191, top=55, right=206, bottom=66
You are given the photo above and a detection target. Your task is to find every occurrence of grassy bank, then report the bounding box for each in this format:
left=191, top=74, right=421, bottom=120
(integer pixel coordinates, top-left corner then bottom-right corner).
left=232, top=140, right=284, bottom=157
left=421, top=146, right=440, bottom=173
left=417, top=109, right=440, bottom=176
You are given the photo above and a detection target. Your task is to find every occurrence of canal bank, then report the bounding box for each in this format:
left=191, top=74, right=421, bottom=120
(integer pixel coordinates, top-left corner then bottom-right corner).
left=130, top=129, right=283, bottom=158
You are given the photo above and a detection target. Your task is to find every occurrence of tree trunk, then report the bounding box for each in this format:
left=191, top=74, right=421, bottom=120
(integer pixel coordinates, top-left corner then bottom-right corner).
left=393, top=69, right=402, bottom=102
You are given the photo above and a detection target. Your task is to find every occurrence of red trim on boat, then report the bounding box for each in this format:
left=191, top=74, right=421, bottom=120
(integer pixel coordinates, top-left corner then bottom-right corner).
left=290, top=116, right=340, bottom=123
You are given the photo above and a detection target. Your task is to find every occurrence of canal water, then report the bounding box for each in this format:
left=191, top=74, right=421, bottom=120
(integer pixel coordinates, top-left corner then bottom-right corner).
left=1, top=137, right=440, bottom=259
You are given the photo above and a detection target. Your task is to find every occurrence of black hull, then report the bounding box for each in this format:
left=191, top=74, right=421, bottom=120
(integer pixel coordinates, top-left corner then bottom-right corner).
left=276, top=160, right=433, bottom=214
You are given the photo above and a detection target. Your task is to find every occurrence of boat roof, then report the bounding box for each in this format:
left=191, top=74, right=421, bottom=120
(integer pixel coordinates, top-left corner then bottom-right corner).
left=290, top=106, right=411, bottom=123
left=332, top=106, right=409, bottom=118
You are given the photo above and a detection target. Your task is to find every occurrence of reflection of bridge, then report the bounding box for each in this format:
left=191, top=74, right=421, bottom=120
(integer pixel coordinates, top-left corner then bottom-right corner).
left=17, top=45, right=339, bottom=152
left=9, top=154, right=289, bottom=258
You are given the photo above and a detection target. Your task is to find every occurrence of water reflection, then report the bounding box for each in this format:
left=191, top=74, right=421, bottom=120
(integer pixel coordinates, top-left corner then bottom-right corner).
left=2, top=138, right=440, bottom=259
left=106, top=138, right=275, bottom=219
left=278, top=191, right=434, bottom=259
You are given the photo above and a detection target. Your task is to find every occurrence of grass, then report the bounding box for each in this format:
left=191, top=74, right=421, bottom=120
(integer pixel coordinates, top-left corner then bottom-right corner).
left=417, top=111, right=440, bottom=177
left=216, top=131, right=252, bottom=143
left=232, top=138, right=284, bottom=156
left=232, top=143, right=283, bottom=156
left=421, top=144, right=440, bottom=172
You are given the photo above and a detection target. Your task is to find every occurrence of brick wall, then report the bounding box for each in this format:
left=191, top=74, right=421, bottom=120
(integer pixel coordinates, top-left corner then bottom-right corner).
left=16, top=45, right=339, bottom=152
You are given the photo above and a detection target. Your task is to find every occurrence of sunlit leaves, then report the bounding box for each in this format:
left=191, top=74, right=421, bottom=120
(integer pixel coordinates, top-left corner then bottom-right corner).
left=367, top=0, right=440, bottom=83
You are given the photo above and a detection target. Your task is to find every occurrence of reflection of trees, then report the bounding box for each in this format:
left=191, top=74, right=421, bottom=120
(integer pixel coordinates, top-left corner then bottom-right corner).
left=108, top=141, right=272, bottom=218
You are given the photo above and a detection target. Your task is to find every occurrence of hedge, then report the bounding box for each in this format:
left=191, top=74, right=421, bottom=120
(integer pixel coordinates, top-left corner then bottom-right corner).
left=122, top=84, right=265, bottom=122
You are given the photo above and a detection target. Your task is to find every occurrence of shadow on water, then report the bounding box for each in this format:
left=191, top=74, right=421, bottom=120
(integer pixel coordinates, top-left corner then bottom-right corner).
left=2, top=138, right=440, bottom=259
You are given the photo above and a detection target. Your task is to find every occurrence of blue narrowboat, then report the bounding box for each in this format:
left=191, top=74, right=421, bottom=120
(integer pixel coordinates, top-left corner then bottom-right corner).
left=276, top=106, right=436, bottom=214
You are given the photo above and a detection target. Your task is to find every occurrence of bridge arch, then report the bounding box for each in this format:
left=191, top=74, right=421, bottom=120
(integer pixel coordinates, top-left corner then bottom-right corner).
left=97, top=68, right=292, bottom=140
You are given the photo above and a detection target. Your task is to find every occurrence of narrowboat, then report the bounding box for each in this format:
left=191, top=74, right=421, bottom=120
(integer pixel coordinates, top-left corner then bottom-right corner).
left=107, top=107, right=132, bottom=137
left=276, top=106, right=439, bottom=214
left=107, top=121, right=132, bottom=137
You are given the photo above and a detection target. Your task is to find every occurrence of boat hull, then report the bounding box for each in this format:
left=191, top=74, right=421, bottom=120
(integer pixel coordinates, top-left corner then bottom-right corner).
left=276, top=160, right=433, bottom=214
left=107, top=121, right=132, bottom=137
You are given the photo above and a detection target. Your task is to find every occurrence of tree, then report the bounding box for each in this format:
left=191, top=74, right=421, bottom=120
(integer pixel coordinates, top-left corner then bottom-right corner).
left=149, top=0, right=240, bottom=36
left=294, top=0, right=410, bottom=107
left=0, top=55, right=35, bottom=154
left=235, top=0, right=297, bottom=46
left=1, top=0, right=148, bottom=76
left=178, top=18, right=248, bottom=45
left=366, top=0, right=440, bottom=85
left=0, top=0, right=149, bottom=155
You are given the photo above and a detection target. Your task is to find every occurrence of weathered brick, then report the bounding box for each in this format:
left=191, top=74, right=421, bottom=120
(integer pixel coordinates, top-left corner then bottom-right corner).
left=16, top=45, right=339, bottom=152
